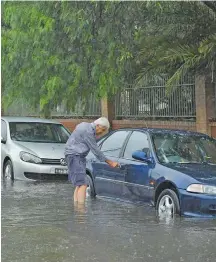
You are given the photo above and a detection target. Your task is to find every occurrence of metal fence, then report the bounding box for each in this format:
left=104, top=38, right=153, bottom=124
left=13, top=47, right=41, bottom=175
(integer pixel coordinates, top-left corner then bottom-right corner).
left=4, top=94, right=101, bottom=118
left=115, top=75, right=196, bottom=119
left=52, top=95, right=101, bottom=118
left=4, top=75, right=196, bottom=120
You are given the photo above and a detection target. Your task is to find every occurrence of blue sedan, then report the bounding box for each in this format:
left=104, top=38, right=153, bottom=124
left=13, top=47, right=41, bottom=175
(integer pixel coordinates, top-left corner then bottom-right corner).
left=86, top=128, right=216, bottom=218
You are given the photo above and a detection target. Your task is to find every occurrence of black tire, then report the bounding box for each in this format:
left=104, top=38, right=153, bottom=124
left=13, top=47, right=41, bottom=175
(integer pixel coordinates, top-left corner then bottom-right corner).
left=156, top=189, right=180, bottom=217
left=3, top=159, right=14, bottom=181
left=86, top=174, right=96, bottom=198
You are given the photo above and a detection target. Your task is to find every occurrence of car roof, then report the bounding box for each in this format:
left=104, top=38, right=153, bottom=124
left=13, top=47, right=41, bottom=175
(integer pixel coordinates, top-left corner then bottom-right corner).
left=113, top=127, right=209, bottom=137
left=1, top=116, right=61, bottom=124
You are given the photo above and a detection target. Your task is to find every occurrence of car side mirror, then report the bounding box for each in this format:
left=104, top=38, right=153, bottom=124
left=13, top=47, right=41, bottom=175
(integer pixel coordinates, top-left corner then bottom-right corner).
left=132, top=150, right=152, bottom=163
left=1, top=136, right=6, bottom=144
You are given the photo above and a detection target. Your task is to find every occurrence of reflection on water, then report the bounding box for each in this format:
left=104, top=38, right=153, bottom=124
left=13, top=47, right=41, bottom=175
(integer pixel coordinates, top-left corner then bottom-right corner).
left=2, top=180, right=216, bottom=262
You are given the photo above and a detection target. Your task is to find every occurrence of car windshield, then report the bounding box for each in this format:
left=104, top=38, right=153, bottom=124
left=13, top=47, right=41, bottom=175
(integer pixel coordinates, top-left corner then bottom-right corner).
left=9, top=122, right=70, bottom=143
left=152, top=133, right=216, bottom=164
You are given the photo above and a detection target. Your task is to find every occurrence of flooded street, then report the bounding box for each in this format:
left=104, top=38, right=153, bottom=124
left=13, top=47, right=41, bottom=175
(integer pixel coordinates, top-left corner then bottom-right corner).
left=1, top=181, right=216, bottom=262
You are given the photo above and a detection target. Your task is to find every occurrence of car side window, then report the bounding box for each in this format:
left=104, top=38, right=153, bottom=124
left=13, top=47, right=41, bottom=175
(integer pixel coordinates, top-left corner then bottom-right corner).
left=124, top=131, right=150, bottom=159
left=1, top=120, right=7, bottom=140
left=101, top=131, right=130, bottom=157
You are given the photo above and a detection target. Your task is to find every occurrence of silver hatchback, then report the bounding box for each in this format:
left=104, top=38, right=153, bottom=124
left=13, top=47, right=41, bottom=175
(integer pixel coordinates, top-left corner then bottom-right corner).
left=1, top=117, right=70, bottom=181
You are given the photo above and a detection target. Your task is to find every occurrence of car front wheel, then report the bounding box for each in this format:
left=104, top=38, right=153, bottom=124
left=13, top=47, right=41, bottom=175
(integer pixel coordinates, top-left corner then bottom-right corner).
left=156, top=189, right=180, bottom=217
left=3, top=160, right=14, bottom=181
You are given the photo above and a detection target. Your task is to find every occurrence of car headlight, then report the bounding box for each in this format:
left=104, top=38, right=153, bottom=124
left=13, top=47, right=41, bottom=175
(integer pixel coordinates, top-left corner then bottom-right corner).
left=187, top=184, right=216, bottom=195
left=20, top=152, right=42, bottom=164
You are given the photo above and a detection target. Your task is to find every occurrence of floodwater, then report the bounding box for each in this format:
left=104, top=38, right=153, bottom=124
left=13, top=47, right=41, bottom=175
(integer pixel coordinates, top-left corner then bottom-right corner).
left=1, top=180, right=216, bottom=262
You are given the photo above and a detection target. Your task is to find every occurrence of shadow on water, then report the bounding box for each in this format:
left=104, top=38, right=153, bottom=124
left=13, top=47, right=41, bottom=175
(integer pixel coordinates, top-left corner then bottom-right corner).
left=2, top=180, right=216, bottom=262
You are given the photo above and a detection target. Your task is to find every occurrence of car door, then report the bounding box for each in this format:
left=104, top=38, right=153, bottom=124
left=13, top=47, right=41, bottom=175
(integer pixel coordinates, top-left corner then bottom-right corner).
left=1, top=120, right=8, bottom=172
left=119, top=131, right=154, bottom=202
left=93, top=130, right=131, bottom=197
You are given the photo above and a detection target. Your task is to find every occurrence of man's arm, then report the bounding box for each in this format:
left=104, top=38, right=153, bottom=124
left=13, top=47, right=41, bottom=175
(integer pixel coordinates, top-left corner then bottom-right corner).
left=84, top=132, right=119, bottom=167
left=84, top=131, right=107, bottom=162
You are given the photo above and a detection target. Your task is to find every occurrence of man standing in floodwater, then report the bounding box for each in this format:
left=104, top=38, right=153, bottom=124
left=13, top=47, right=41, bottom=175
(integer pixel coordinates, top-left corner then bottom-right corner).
left=65, top=117, right=119, bottom=204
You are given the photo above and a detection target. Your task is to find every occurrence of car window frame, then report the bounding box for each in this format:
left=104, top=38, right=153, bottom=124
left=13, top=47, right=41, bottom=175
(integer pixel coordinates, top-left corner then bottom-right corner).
left=1, top=119, right=7, bottom=141
left=121, top=130, right=152, bottom=160
left=100, top=130, right=132, bottom=158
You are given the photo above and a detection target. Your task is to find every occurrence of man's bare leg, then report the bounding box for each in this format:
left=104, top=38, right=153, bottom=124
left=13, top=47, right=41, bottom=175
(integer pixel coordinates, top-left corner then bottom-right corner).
left=77, top=185, right=87, bottom=204
left=74, top=202, right=86, bottom=215
left=73, top=186, right=79, bottom=202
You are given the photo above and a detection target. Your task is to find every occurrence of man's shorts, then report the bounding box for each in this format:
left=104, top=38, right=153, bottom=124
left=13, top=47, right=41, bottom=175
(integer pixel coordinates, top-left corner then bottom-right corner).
left=65, top=155, right=88, bottom=186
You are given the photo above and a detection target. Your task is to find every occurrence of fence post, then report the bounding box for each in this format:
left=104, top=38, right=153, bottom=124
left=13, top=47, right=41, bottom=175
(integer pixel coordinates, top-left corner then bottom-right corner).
left=101, top=95, right=115, bottom=127
left=195, top=74, right=215, bottom=136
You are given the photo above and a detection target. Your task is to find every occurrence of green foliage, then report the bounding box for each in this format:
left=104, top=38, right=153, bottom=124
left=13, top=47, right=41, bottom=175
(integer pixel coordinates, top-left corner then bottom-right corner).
left=2, top=1, right=216, bottom=117
left=136, top=1, right=216, bottom=91
left=2, top=1, right=139, bottom=116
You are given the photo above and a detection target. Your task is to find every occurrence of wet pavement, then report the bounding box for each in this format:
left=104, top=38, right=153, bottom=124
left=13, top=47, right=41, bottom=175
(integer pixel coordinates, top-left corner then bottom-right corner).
left=1, top=180, right=216, bottom=262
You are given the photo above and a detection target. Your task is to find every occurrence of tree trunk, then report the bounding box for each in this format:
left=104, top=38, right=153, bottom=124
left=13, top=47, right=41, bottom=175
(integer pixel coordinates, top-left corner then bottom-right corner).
left=41, top=104, right=51, bottom=118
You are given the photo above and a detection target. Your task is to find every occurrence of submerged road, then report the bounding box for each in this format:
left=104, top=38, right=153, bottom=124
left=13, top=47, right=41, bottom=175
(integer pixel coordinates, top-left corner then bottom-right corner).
left=1, top=180, right=216, bottom=262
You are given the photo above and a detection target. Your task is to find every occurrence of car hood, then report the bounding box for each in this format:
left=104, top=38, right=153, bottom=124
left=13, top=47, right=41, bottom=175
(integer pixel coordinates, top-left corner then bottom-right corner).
left=164, top=163, right=216, bottom=186
left=14, top=141, right=66, bottom=159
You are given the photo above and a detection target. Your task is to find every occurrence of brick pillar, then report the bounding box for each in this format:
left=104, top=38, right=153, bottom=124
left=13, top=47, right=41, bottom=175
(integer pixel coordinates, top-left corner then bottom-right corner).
left=101, top=96, right=115, bottom=127
left=195, top=75, right=215, bottom=135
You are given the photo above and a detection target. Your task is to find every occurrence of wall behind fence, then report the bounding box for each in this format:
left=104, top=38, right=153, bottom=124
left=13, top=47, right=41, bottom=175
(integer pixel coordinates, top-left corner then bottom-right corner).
left=112, top=119, right=196, bottom=131
left=210, top=122, right=216, bottom=138
left=59, top=118, right=197, bottom=131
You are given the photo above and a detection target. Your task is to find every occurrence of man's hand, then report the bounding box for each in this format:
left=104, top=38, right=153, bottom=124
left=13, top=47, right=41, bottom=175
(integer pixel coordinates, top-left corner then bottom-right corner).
left=106, top=159, right=119, bottom=168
